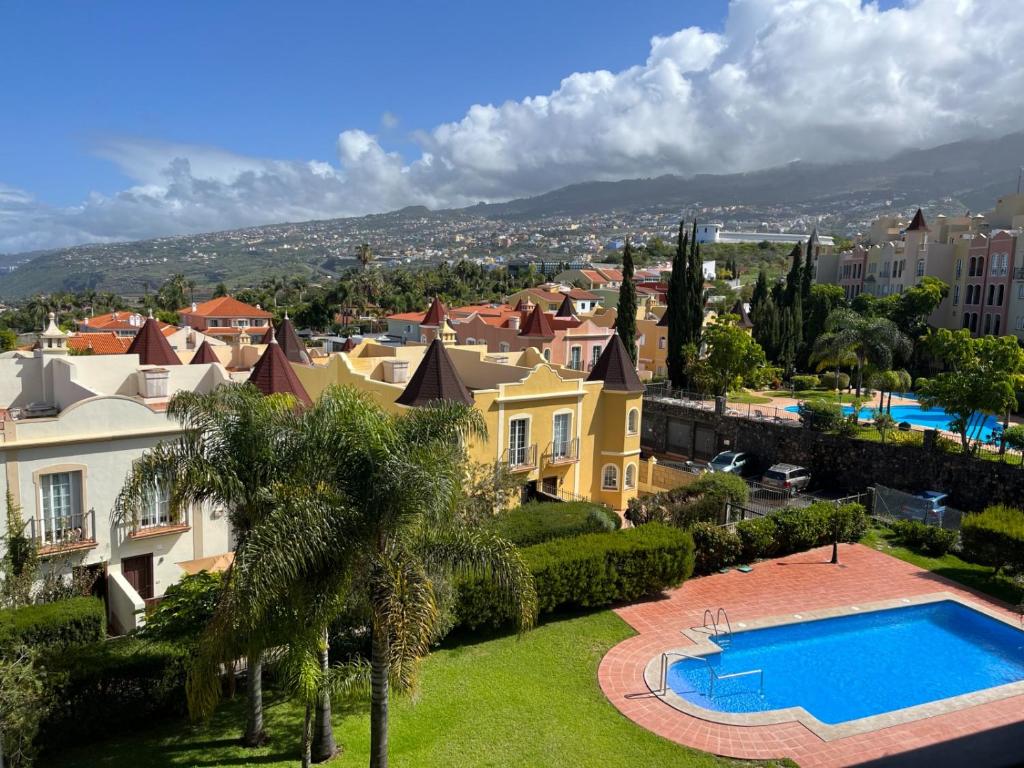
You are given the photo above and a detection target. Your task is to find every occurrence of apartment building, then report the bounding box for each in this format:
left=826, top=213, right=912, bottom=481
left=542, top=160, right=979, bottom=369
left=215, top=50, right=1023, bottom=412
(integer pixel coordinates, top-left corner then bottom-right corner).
left=294, top=335, right=643, bottom=511
left=0, top=315, right=235, bottom=633
left=177, top=296, right=274, bottom=343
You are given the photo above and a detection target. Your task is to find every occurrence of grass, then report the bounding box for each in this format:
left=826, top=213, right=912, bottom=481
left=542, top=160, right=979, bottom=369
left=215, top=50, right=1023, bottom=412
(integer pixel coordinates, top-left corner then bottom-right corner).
left=48, top=610, right=793, bottom=768
left=762, top=390, right=861, bottom=403
left=727, top=390, right=772, bottom=405
left=862, top=526, right=1024, bottom=608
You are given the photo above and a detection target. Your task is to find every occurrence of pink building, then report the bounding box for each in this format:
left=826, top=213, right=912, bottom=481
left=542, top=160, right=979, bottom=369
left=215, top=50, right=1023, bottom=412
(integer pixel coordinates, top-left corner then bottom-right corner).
left=962, top=231, right=1016, bottom=336
left=837, top=245, right=868, bottom=300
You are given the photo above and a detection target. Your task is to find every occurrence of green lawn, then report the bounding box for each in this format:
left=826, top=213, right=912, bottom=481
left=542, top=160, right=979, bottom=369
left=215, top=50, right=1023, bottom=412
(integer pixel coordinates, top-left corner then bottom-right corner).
left=48, top=610, right=793, bottom=768
left=762, top=390, right=861, bottom=403
left=862, top=526, right=1024, bottom=608
left=727, top=390, right=772, bottom=405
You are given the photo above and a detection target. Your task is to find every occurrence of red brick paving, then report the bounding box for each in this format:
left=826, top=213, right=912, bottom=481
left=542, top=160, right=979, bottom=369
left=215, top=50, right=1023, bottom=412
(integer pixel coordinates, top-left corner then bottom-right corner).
left=599, top=543, right=1024, bottom=767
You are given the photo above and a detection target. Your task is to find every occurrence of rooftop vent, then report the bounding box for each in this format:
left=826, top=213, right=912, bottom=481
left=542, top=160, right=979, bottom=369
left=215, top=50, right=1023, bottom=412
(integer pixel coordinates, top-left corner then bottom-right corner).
left=381, top=358, right=410, bottom=384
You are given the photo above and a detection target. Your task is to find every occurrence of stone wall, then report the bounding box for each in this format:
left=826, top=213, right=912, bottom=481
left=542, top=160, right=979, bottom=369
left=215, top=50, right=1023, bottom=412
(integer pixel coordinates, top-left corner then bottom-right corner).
left=641, top=398, right=1024, bottom=512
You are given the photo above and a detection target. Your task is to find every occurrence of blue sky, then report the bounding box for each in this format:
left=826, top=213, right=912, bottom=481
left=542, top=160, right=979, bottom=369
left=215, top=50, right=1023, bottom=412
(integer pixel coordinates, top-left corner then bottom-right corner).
left=1, top=0, right=1016, bottom=253
left=3, top=1, right=729, bottom=205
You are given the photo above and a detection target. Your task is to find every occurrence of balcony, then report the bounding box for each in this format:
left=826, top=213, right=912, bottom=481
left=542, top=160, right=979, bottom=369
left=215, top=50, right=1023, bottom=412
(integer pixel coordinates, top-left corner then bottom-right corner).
left=128, top=507, right=191, bottom=540
left=503, top=443, right=538, bottom=472
left=545, top=438, right=580, bottom=466
left=29, top=510, right=97, bottom=556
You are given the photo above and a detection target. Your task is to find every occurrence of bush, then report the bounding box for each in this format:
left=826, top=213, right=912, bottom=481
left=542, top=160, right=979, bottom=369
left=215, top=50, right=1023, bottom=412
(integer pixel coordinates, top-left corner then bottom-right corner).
left=690, top=522, right=741, bottom=575
left=818, top=372, right=851, bottom=390
left=457, top=523, right=694, bottom=629
left=798, top=398, right=844, bottom=432
left=488, top=501, right=620, bottom=547
left=790, top=374, right=820, bottom=391
left=961, top=505, right=1024, bottom=574
left=625, top=473, right=749, bottom=528
left=772, top=502, right=867, bottom=556
left=736, top=516, right=778, bottom=560
left=140, top=571, right=223, bottom=645
left=0, top=597, right=105, bottom=655
left=41, top=637, right=188, bottom=749
left=889, top=520, right=958, bottom=556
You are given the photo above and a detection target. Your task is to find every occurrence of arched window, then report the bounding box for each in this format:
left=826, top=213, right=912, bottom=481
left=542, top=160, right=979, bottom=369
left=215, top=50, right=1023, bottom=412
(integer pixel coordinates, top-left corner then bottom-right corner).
left=994, top=315, right=1001, bottom=335
left=983, top=314, right=992, bottom=335
left=963, top=312, right=970, bottom=328
left=977, top=257, right=985, bottom=276
left=542, top=348, right=551, bottom=362
left=658, top=337, right=666, bottom=349
left=624, top=464, right=637, bottom=490
left=971, top=313, right=979, bottom=333
left=466, top=337, right=476, bottom=345
left=601, top=464, right=618, bottom=490
left=988, top=285, right=995, bottom=306
left=997, top=285, right=1004, bottom=306
left=626, top=408, right=639, bottom=435
left=498, top=341, right=510, bottom=353
left=953, top=285, right=960, bottom=305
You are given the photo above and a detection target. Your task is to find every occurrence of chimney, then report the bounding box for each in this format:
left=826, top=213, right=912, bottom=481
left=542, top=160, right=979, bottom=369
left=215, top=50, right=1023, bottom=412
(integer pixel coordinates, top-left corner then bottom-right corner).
left=191, top=302, right=197, bottom=312
left=508, top=315, right=520, bottom=331
left=137, top=367, right=170, bottom=400
left=382, top=358, right=410, bottom=384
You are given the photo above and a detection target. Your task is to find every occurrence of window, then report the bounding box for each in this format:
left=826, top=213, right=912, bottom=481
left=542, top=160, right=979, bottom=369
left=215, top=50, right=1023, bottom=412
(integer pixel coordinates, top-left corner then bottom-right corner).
left=983, top=314, right=992, bottom=335
left=658, top=337, right=666, bottom=349
left=998, top=285, right=1005, bottom=306
left=978, top=257, right=985, bottom=276
left=916, top=259, right=925, bottom=277
left=994, top=315, right=1001, bottom=335
left=509, top=418, right=529, bottom=466
left=624, top=464, right=636, bottom=490
left=405, top=324, right=412, bottom=333
left=569, top=346, right=582, bottom=370
left=1019, top=284, right=1024, bottom=300
left=956, top=259, right=962, bottom=278
left=963, top=312, right=970, bottom=328
left=552, top=413, right=572, bottom=459
left=988, top=285, right=995, bottom=306
left=637, top=334, right=646, bottom=346
left=953, top=285, right=960, bottom=305
left=627, top=408, right=639, bottom=435
left=542, top=348, right=551, bottom=362
left=498, top=341, right=510, bottom=353
left=601, top=464, right=618, bottom=490
left=590, top=345, right=602, bottom=368
left=466, top=337, right=476, bottom=345
left=233, top=318, right=251, bottom=328
left=40, top=471, right=82, bottom=544
left=140, top=482, right=171, bottom=529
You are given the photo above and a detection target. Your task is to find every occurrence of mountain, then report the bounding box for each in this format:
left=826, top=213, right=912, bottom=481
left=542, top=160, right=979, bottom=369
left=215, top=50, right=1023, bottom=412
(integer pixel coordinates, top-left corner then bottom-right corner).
left=3, top=131, right=1023, bottom=298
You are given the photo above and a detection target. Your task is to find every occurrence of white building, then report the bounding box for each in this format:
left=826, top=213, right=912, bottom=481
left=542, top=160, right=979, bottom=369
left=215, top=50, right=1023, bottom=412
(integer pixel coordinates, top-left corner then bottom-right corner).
left=696, top=222, right=834, bottom=248
left=0, top=315, right=235, bottom=633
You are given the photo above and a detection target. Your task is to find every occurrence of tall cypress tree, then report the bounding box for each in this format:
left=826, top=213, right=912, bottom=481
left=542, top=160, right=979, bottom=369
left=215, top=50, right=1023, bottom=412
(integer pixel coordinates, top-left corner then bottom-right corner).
left=801, top=236, right=815, bottom=306
left=782, top=243, right=804, bottom=373
left=615, top=239, right=639, bottom=365
left=684, top=221, right=705, bottom=346
left=666, top=221, right=688, bottom=387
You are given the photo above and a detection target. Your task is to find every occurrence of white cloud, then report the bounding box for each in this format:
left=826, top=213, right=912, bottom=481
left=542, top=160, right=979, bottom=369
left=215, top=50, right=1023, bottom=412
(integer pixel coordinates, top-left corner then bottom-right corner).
left=4, top=0, right=1024, bottom=252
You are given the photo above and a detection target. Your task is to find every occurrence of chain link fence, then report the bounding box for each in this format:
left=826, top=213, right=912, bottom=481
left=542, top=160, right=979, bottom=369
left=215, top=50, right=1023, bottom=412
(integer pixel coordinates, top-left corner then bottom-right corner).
left=871, top=484, right=963, bottom=530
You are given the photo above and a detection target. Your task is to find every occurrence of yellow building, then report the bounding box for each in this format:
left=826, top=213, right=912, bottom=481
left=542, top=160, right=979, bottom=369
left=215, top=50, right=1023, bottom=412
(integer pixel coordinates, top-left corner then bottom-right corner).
left=293, top=336, right=643, bottom=511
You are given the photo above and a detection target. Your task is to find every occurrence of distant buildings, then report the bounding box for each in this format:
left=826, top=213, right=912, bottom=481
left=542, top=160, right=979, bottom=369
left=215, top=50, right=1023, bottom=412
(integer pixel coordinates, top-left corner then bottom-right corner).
left=696, top=222, right=835, bottom=250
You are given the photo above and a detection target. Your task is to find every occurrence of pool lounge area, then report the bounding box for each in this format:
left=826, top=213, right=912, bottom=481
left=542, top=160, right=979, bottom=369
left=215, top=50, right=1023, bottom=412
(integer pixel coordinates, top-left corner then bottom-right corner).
left=783, top=402, right=1002, bottom=442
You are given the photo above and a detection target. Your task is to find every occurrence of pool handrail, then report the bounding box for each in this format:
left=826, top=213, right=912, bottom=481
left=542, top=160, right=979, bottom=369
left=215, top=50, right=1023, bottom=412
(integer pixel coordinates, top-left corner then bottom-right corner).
left=658, top=651, right=764, bottom=699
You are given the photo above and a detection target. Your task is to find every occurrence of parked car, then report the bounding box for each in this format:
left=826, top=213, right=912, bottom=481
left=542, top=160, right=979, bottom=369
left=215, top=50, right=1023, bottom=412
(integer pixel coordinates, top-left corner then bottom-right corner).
left=761, top=463, right=812, bottom=495
left=707, top=450, right=751, bottom=475
left=906, top=491, right=948, bottom=525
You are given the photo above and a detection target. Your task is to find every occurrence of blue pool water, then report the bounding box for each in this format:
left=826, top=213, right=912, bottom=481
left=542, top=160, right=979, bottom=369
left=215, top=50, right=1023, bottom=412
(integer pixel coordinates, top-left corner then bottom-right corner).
left=784, top=403, right=1000, bottom=442
left=667, top=601, right=1024, bottom=724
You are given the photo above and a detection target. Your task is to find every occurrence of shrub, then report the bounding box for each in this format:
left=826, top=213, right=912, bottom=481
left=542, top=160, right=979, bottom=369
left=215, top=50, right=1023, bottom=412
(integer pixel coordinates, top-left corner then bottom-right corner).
left=139, top=571, right=223, bottom=645
left=797, top=399, right=844, bottom=432
left=690, top=522, right=741, bottom=575
left=735, top=516, right=778, bottom=560
left=626, top=473, right=749, bottom=528
left=960, top=505, right=1024, bottom=574
left=889, top=520, right=958, bottom=556
left=457, top=523, right=694, bottom=629
left=0, top=597, right=105, bottom=656
left=791, top=374, right=819, bottom=391
left=818, top=372, right=850, bottom=391
left=41, top=637, right=188, bottom=749
left=771, top=502, right=867, bottom=556
left=488, top=501, right=620, bottom=547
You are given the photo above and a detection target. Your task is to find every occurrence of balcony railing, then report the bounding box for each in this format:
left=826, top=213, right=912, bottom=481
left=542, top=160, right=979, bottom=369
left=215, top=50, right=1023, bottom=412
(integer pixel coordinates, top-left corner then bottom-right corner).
left=503, top=443, right=538, bottom=472
left=28, top=510, right=96, bottom=554
left=546, top=437, right=580, bottom=465
left=129, top=507, right=190, bottom=539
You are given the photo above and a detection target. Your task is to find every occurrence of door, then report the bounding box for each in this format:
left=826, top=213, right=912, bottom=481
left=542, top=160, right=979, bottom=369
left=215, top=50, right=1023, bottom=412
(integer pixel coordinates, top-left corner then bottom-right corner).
left=509, top=418, right=529, bottom=466
left=553, top=413, right=571, bottom=459
left=121, top=554, right=154, bottom=601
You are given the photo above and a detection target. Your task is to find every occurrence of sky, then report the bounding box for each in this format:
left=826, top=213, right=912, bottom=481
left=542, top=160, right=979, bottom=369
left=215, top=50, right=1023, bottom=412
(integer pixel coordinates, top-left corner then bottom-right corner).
left=2, top=0, right=1022, bottom=254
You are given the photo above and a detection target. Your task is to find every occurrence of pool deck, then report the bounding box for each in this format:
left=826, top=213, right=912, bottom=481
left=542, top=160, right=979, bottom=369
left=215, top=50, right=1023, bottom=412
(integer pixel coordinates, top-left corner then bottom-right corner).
left=599, top=543, right=1024, bottom=767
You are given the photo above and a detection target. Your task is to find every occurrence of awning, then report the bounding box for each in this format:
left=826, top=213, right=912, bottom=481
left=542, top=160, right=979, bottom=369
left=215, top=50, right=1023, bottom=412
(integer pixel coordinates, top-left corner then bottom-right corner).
left=176, top=552, right=234, bottom=575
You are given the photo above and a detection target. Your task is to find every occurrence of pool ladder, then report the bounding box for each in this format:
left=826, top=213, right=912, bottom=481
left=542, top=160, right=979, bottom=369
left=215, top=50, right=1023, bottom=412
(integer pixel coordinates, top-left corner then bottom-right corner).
left=701, top=607, right=733, bottom=646
left=656, top=651, right=763, bottom=699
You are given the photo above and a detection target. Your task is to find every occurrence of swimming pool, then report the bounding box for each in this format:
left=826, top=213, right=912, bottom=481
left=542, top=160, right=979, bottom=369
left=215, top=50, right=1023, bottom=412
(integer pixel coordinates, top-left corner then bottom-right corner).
left=663, top=600, right=1024, bottom=728
left=784, top=403, right=1000, bottom=441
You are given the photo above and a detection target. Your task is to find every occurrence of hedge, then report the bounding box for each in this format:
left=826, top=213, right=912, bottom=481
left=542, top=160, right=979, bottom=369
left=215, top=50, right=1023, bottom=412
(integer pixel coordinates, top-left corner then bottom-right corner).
left=0, top=597, right=105, bottom=655
left=625, top=473, right=749, bottom=528
left=961, top=505, right=1024, bottom=574
left=691, top=522, right=740, bottom=575
left=790, top=374, right=820, bottom=390
left=41, top=637, right=188, bottom=749
left=797, top=399, right=844, bottom=431
left=818, top=372, right=850, bottom=391
left=889, top=520, right=958, bottom=556
left=488, top=501, right=620, bottom=547
left=457, top=523, right=694, bottom=629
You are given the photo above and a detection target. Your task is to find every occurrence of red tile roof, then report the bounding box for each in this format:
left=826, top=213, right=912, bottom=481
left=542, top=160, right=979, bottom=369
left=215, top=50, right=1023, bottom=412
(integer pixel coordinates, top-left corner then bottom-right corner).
left=189, top=340, right=220, bottom=364
left=247, top=331, right=312, bottom=405
left=79, top=311, right=175, bottom=335
left=179, top=296, right=273, bottom=318
left=126, top=317, right=181, bottom=366
left=67, top=333, right=132, bottom=355
left=519, top=304, right=555, bottom=337
left=422, top=297, right=448, bottom=326
left=395, top=339, right=473, bottom=407
left=586, top=333, right=642, bottom=392
left=595, top=268, right=624, bottom=282
left=387, top=311, right=427, bottom=322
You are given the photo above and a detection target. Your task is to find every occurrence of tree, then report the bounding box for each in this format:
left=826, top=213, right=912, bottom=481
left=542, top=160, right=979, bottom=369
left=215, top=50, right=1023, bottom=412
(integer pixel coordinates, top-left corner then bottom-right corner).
left=682, top=222, right=706, bottom=359
left=686, top=315, right=767, bottom=396
left=358, top=243, right=374, bottom=271
left=0, top=329, right=15, bottom=353
left=226, top=388, right=537, bottom=768
left=615, top=240, right=638, bottom=365
left=213, top=282, right=229, bottom=298
left=665, top=222, right=688, bottom=387
left=801, top=284, right=845, bottom=369
left=873, top=410, right=897, bottom=444
left=919, top=330, right=1024, bottom=455
left=811, top=309, right=911, bottom=397
left=1002, top=425, right=1024, bottom=467
left=780, top=244, right=804, bottom=374
left=1, top=492, right=36, bottom=609
left=0, top=647, right=47, bottom=768
left=114, top=385, right=306, bottom=749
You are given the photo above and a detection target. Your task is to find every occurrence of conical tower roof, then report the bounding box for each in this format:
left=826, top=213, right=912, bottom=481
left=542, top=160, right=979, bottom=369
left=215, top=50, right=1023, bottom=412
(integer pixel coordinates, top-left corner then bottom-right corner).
left=395, top=339, right=473, bottom=408
left=127, top=315, right=180, bottom=366
left=513, top=298, right=529, bottom=312
left=586, top=333, right=642, bottom=393
left=422, top=297, right=447, bottom=327
left=906, top=208, right=929, bottom=232
left=276, top=315, right=310, bottom=364
left=247, top=328, right=312, bottom=406
left=519, top=303, right=555, bottom=337
left=339, top=336, right=357, bottom=352
left=656, top=307, right=669, bottom=327
left=730, top=299, right=753, bottom=329
left=555, top=293, right=576, bottom=318
left=189, top=340, right=219, bottom=364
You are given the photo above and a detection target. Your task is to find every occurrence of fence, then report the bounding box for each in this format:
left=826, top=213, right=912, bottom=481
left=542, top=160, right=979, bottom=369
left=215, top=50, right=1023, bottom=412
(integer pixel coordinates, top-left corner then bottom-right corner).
left=723, top=488, right=872, bottom=526
left=871, top=484, right=963, bottom=530
left=638, top=457, right=700, bottom=495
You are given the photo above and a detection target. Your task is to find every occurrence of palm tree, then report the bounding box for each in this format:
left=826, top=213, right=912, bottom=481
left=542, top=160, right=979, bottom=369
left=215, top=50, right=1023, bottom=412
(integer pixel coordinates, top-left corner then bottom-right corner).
left=358, top=243, right=374, bottom=271
left=230, top=387, right=537, bottom=768
left=811, top=309, right=911, bottom=397
left=113, top=385, right=305, bottom=747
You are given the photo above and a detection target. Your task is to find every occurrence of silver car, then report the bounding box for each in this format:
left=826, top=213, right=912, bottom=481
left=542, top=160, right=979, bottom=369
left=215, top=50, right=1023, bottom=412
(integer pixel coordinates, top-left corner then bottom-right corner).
left=761, top=463, right=811, bottom=495
left=708, top=450, right=751, bottom=475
